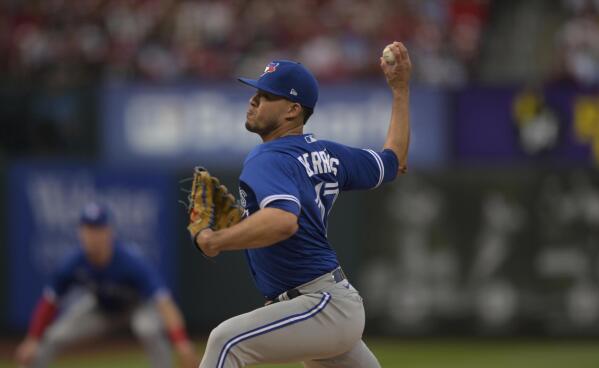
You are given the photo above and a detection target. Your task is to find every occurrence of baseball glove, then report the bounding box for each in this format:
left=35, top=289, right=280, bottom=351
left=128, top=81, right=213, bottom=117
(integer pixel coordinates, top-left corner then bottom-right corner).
left=183, top=167, right=243, bottom=249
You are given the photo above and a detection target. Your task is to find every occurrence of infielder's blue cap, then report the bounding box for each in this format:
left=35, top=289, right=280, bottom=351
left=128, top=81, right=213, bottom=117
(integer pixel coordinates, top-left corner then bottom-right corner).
left=79, top=202, right=110, bottom=226
left=238, top=60, right=319, bottom=109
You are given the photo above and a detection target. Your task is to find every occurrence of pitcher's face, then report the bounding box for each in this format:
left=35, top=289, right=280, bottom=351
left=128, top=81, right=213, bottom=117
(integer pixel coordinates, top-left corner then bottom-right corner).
left=245, top=90, right=293, bottom=135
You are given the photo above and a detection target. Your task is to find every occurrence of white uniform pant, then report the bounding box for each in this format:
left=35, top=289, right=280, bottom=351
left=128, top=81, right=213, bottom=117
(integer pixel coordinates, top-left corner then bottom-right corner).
left=200, top=271, right=380, bottom=368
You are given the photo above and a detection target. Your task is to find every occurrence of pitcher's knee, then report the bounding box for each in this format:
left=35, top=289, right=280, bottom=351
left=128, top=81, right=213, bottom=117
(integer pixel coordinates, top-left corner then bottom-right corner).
left=205, top=322, right=246, bottom=367
left=206, top=322, right=233, bottom=352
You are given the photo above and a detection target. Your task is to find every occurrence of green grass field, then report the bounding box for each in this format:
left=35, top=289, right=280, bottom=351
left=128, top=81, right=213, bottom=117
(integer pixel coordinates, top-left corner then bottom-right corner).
left=2, top=338, right=599, bottom=367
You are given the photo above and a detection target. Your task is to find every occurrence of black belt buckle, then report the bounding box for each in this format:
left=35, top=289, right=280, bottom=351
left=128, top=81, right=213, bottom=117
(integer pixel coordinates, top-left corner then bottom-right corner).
left=286, top=288, right=302, bottom=299
left=332, top=268, right=346, bottom=283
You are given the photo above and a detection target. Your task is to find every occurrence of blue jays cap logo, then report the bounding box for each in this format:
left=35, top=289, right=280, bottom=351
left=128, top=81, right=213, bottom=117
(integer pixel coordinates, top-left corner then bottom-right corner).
left=238, top=60, right=319, bottom=109
left=262, top=62, right=279, bottom=76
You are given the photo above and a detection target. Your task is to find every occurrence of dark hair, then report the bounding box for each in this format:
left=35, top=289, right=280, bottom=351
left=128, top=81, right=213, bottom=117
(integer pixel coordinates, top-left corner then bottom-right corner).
left=302, top=106, right=314, bottom=125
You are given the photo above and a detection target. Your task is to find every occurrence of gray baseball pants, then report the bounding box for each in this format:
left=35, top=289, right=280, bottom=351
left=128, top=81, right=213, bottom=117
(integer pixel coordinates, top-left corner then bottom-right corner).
left=31, top=292, right=172, bottom=368
left=200, top=269, right=381, bottom=367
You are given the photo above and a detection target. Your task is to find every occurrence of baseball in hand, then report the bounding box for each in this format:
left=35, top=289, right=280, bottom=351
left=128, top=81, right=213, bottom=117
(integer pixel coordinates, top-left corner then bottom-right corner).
left=382, top=46, right=395, bottom=64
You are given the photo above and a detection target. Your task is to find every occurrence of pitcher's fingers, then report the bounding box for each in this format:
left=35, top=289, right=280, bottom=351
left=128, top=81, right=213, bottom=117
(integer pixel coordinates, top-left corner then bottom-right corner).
left=396, top=42, right=408, bottom=62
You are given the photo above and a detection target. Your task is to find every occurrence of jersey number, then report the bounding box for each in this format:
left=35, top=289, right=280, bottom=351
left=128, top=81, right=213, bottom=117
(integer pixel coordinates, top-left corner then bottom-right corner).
left=314, top=181, right=339, bottom=225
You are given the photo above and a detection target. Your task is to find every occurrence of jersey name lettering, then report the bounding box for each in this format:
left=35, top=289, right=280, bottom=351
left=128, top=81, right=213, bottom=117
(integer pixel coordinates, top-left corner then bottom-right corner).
left=297, top=150, right=339, bottom=177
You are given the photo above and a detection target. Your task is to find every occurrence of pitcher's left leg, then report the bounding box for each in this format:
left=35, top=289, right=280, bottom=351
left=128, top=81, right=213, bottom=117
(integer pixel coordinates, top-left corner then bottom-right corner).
left=200, top=291, right=364, bottom=368
left=303, top=339, right=381, bottom=368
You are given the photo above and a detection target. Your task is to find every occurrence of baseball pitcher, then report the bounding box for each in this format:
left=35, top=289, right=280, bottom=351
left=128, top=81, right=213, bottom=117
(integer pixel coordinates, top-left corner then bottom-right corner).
left=185, top=41, right=411, bottom=367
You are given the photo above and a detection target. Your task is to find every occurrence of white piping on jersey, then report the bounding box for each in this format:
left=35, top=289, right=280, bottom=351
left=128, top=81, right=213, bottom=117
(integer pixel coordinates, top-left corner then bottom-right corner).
left=323, top=182, right=339, bottom=196
left=363, top=149, right=384, bottom=188
left=260, top=194, right=302, bottom=210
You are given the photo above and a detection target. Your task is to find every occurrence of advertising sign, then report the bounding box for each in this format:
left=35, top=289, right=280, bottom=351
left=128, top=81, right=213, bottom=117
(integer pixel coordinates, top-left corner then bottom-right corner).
left=359, top=169, right=599, bottom=335
left=455, top=86, right=599, bottom=165
left=101, top=83, right=449, bottom=168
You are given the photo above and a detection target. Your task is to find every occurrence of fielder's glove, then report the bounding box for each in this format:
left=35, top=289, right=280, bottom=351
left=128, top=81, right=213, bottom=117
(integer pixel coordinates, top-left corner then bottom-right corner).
left=182, top=167, right=243, bottom=255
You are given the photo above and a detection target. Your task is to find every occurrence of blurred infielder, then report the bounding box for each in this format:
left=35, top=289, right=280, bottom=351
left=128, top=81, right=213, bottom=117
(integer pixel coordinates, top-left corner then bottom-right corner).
left=185, top=41, right=411, bottom=367
left=15, top=202, right=198, bottom=368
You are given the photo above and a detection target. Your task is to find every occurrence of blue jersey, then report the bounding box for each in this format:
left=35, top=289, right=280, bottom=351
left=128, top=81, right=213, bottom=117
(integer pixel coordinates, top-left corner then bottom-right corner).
left=239, top=133, right=398, bottom=299
left=46, top=242, right=167, bottom=311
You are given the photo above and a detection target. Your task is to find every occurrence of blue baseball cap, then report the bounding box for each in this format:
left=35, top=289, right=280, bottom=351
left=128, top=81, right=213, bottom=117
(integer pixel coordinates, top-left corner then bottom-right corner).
left=79, top=202, right=110, bottom=227
left=238, top=60, right=319, bottom=109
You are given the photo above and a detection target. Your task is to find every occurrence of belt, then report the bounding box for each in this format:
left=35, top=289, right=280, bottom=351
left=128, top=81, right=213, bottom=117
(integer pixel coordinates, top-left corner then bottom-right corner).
left=267, top=268, right=347, bottom=305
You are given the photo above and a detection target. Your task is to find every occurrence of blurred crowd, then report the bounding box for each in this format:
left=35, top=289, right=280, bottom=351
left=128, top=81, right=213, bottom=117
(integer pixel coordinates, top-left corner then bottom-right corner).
left=0, top=0, right=490, bottom=86
left=2, top=0, right=599, bottom=86
left=2, top=0, right=599, bottom=158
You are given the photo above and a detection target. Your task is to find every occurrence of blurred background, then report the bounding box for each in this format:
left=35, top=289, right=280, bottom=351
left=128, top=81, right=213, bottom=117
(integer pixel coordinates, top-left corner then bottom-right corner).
left=1, top=0, right=599, bottom=367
